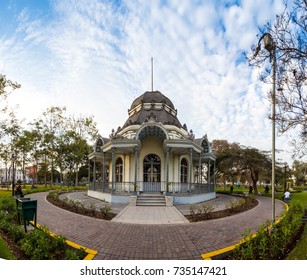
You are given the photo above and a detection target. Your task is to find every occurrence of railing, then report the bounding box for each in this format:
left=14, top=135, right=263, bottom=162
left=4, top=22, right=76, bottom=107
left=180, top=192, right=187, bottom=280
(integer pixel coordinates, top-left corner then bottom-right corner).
left=168, top=182, right=215, bottom=195
left=89, top=182, right=133, bottom=194
left=89, top=181, right=215, bottom=195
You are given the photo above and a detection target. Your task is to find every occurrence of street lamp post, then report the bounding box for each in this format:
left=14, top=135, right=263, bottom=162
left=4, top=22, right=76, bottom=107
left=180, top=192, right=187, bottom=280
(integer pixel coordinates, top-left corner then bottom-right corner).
left=254, top=33, right=277, bottom=225
left=11, top=154, right=16, bottom=196
left=284, top=162, right=288, bottom=193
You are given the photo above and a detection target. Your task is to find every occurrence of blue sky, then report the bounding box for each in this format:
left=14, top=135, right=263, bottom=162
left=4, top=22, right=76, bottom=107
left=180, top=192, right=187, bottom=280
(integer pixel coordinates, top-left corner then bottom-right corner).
left=0, top=0, right=299, bottom=164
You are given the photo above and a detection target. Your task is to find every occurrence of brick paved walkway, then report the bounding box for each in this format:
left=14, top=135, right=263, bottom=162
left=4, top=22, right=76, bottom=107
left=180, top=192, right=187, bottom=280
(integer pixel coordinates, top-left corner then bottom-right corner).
left=29, top=192, right=285, bottom=260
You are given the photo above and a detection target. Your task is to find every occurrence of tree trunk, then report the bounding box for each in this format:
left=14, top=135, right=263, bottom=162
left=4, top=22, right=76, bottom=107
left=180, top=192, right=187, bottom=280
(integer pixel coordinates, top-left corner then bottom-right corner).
left=50, top=146, right=54, bottom=188
left=35, top=162, right=38, bottom=188
left=44, top=154, right=47, bottom=188
left=75, top=164, right=79, bottom=187
left=22, top=158, right=26, bottom=187
left=5, top=163, right=8, bottom=188
left=250, top=168, right=259, bottom=194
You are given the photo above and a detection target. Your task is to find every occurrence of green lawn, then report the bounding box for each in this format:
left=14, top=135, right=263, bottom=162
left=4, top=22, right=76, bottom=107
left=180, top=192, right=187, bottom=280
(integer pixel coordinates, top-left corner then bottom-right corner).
left=286, top=191, right=307, bottom=260
left=0, top=190, right=12, bottom=199
left=291, top=191, right=307, bottom=204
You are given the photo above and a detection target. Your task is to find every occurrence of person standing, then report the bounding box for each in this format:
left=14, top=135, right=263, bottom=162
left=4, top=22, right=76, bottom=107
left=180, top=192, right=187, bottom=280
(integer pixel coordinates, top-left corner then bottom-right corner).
left=283, top=189, right=291, bottom=202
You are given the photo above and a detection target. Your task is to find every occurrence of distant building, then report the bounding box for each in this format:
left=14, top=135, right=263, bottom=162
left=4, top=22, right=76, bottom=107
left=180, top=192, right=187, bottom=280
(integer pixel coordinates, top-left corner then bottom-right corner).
left=0, top=167, right=30, bottom=184
left=88, top=91, right=216, bottom=204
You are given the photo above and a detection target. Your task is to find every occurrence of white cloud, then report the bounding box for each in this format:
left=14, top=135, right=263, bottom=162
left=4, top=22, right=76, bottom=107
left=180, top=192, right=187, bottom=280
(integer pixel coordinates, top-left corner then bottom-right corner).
left=0, top=0, right=298, bottom=164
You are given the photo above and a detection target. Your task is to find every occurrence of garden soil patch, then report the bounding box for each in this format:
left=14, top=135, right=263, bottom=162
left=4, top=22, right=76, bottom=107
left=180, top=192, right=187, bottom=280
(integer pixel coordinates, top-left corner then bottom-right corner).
left=186, top=198, right=259, bottom=222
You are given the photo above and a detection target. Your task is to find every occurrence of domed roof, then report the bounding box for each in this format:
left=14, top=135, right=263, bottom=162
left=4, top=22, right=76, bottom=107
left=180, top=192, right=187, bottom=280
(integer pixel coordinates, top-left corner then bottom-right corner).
left=130, top=91, right=175, bottom=110
left=122, top=91, right=182, bottom=129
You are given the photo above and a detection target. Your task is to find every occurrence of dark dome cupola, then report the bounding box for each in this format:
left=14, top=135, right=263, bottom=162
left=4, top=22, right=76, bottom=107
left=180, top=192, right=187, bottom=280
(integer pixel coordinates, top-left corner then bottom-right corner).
left=123, top=91, right=182, bottom=128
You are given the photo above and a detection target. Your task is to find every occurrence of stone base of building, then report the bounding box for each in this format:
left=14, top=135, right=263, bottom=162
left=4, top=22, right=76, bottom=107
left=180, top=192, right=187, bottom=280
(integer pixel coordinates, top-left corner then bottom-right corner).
left=173, top=192, right=216, bottom=204
left=87, top=190, right=216, bottom=205
left=129, top=195, right=137, bottom=206
left=87, top=190, right=131, bottom=204
left=165, top=195, right=173, bottom=206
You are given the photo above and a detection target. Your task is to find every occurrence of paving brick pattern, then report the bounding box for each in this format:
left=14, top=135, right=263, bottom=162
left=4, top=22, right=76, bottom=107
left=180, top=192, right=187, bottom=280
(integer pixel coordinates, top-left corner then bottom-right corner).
left=29, top=192, right=285, bottom=260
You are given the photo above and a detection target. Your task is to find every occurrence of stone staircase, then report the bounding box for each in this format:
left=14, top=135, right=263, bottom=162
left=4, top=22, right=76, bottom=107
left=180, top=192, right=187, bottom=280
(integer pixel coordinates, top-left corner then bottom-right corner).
left=136, top=194, right=166, bottom=206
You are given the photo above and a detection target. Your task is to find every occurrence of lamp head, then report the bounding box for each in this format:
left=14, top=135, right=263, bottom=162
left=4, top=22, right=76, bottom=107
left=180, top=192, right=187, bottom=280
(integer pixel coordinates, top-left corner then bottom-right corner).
left=264, top=33, right=275, bottom=52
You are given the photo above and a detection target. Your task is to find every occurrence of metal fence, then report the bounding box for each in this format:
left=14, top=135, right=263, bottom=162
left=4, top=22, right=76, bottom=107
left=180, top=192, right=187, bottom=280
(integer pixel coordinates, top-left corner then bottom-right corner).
left=89, top=181, right=215, bottom=195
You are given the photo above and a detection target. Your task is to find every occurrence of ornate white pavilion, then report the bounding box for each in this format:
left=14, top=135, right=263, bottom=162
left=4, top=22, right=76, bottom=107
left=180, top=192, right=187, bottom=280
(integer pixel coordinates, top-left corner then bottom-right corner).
left=88, top=90, right=216, bottom=204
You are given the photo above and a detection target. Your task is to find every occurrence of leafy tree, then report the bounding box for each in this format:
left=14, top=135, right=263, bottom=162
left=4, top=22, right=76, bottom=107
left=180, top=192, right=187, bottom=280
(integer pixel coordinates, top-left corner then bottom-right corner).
left=0, top=74, right=21, bottom=188
left=248, top=0, right=307, bottom=158
left=0, top=74, right=20, bottom=116
left=14, top=130, right=32, bottom=186
left=61, top=130, right=90, bottom=186
left=39, top=106, right=67, bottom=187
left=0, top=143, right=11, bottom=187
left=0, top=112, right=23, bottom=186
left=68, top=115, right=98, bottom=142
left=292, top=160, right=307, bottom=186
left=0, top=111, right=22, bottom=143
left=26, top=121, right=44, bottom=187
left=65, top=115, right=97, bottom=186
left=213, top=140, right=272, bottom=194
left=211, top=140, right=241, bottom=188
left=239, top=148, right=271, bottom=194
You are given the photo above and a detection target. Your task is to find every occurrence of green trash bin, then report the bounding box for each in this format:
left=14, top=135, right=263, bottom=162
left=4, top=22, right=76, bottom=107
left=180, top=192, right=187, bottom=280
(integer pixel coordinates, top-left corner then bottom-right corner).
left=16, top=198, right=37, bottom=232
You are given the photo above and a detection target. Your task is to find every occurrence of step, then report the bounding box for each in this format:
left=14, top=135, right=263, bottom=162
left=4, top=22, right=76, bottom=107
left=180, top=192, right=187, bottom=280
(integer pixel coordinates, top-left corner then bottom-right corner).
left=136, top=202, right=166, bottom=206
left=136, top=195, right=166, bottom=206
left=137, top=196, right=165, bottom=201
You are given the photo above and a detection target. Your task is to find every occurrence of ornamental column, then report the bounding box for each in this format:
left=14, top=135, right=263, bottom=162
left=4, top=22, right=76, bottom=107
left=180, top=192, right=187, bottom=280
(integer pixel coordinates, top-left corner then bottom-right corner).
left=134, top=148, right=139, bottom=187
left=208, top=159, right=211, bottom=190
left=88, top=158, right=91, bottom=189
left=213, top=160, right=216, bottom=192
left=166, top=148, right=170, bottom=185
left=189, top=149, right=193, bottom=193
left=93, top=157, right=96, bottom=191
left=102, top=152, right=106, bottom=191
left=198, top=152, right=202, bottom=183
left=111, top=149, right=115, bottom=193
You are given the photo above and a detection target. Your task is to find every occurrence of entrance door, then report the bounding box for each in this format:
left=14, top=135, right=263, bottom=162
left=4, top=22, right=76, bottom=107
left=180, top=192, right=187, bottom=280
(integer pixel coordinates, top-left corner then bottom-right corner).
left=143, top=154, right=161, bottom=192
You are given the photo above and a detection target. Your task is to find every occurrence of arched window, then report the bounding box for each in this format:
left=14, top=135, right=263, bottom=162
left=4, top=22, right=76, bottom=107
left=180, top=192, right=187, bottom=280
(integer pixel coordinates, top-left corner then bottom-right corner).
left=115, top=157, right=123, bottom=182
left=180, top=158, right=188, bottom=183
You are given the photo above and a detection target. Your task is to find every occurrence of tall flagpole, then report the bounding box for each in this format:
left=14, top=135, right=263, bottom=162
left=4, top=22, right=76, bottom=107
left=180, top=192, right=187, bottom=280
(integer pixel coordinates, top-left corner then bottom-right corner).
left=151, top=57, right=153, bottom=91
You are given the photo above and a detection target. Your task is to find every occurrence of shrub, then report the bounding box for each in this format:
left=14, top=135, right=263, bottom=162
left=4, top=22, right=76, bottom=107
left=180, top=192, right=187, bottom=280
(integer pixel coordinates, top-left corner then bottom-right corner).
left=100, top=205, right=112, bottom=217
left=47, top=191, right=60, bottom=202
left=189, top=204, right=214, bottom=221
left=201, top=203, right=215, bottom=218
left=88, top=203, right=97, bottom=216
left=20, top=226, right=68, bottom=260
left=189, top=205, right=202, bottom=221
left=0, top=197, right=16, bottom=214
left=70, top=200, right=82, bottom=212
left=65, top=247, right=86, bottom=260
left=230, top=201, right=304, bottom=259
left=0, top=219, right=25, bottom=242
left=225, top=198, right=245, bottom=212
left=0, top=197, right=18, bottom=223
